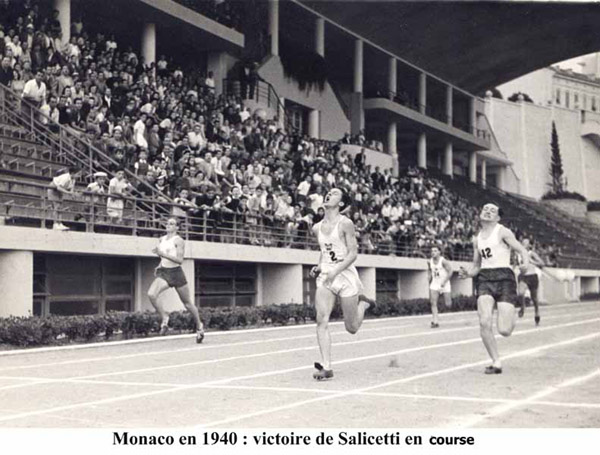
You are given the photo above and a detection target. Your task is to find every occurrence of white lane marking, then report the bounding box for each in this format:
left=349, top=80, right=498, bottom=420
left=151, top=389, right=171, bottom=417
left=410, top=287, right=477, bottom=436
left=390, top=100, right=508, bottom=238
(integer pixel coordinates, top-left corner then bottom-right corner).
left=454, top=367, right=600, bottom=428
left=0, top=301, right=593, bottom=358
left=0, top=318, right=597, bottom=424
left=0, top=313, right=479, bottom=372
left=0, top=312, right=596, bottom=391
left=197, top=384, right=600, bottom=410
left=197, top=331, right=600, bottom=428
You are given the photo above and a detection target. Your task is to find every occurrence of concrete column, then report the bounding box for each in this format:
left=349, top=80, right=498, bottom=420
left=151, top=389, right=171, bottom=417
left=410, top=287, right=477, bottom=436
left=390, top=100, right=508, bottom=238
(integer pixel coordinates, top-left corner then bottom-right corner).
left=208, top=51, right=233, bottom=96
left=269, top=0, right=279, bottom=56
left=315, top=17, right=325, bottom=57
left=388, top=121, right=398, bottom=176
left=419, top=72, right=427, bottom=115
left=446, top=85, right=453, bottom=125
left=358, top=268, right=376, bottom=301
left=443, top=141, right=453, bottom=176
left=0, top=251, right=33, bottom=317
left=417, top=132, right=427, bottom=169
left=469, top=151, right=477, bottom=183
left=141, top=22, right=156, bottom=67
left=388, top=56, right=397, bottom=99
left=470, top=96, right=477, bottom=134
left=481, top=158, right=487, bottom=188
left=354, top=39, right=363, bottom=93
left=261, top=264, right=303, bottom=305
left=308, top=109, right=320, bottom=139
left=134, top=258, right=143, bottom=312
left=496, top=166, right=506, bottom=191
left=54, top=0, right=71, bottom=46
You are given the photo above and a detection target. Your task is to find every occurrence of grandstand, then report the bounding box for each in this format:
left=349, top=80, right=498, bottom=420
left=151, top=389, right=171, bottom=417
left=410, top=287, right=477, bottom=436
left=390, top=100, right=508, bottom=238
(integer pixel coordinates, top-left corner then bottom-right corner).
left=1, top=0, right=599, bottom=320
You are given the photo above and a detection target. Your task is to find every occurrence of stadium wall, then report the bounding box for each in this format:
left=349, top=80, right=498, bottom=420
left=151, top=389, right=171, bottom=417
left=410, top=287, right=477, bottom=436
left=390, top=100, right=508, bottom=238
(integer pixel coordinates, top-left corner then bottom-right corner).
left=258, top=56, right=350, bottom=140
left=486, top=98, right=598, bottom=200
left=1, top=226, right=597, bottom=317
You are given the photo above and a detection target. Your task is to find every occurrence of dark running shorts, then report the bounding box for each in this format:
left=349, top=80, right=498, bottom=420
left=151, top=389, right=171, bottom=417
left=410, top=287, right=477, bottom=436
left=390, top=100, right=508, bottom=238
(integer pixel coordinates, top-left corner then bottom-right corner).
left=519, top=273, right=539, bottom=292
left=155, top=266, right=188, bottom=288
left=476, top=268, right=518, bottom=304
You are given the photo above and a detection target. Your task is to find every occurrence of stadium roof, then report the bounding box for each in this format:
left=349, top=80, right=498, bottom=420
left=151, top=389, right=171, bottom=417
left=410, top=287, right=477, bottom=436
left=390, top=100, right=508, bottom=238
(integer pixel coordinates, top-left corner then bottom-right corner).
left=299, top=0, right=600, bottom=94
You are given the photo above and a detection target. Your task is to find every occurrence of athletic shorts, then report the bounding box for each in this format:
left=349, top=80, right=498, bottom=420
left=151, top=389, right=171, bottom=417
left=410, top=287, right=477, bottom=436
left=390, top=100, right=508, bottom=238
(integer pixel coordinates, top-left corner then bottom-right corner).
left=317, top=263, right=363, bottom=298
left=476, top=267, right=518, bottom=305
left=430, top=280, right=451, bottom=294
left=155, top=266, right=188, bottom=288
left=519, top=273, right=539, bottom=292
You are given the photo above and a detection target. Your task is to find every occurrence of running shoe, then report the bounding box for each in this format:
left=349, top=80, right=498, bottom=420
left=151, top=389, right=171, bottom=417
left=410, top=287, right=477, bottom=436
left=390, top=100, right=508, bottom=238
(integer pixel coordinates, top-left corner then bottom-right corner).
left=484, top=365, right=502, bottom=374
left=431, top=322, right=439, bottom=329
left=518, top=307, right=524, bottom=318
left=313, top=362, right=334, bottom=380
left=535, top=315, right=540, bottom=326
left=196, top=329, right=205, bottom=344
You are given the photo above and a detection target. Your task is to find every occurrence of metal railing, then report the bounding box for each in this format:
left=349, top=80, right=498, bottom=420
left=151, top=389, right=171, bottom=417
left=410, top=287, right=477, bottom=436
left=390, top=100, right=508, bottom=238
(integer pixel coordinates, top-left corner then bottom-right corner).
left=0, top=83, right=172, bottom=207
left=0, top=176, right=475, bottom=261
left=223, top=78, right=295, bottom=133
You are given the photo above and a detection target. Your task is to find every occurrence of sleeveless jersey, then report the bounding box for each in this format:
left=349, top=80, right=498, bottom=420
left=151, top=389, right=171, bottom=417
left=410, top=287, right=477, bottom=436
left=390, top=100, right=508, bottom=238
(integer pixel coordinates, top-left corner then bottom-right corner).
left=517, top=250, right=538, bottom=276
left=317, top=217, right=348, bottom=265
left=159, top=235, right=181, bottom=268
left=430, top=257, right=449, bottom=285
left=477, top=224, right=511, bottom=269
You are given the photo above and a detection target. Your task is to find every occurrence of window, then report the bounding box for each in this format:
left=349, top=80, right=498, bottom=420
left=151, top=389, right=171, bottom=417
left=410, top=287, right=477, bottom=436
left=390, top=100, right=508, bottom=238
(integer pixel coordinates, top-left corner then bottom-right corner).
left=195, top=261, right=256, bottom=307
left=376, top=269, right=398, bottom=303
left=555, top=89, right=561, bottom=104
left=33, top=254, right=134, bottom=316
left=593, top=97, right=597, bottom=112
left=566, top=91, right=570, bottom=108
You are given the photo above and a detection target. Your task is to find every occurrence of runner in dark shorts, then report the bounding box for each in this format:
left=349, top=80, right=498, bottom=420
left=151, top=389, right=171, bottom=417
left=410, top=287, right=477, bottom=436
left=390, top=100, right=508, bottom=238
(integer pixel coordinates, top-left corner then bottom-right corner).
left=516, top=238, right=545, bottom=325
left=155, top=266, right=188, bottom=288
left=476, top=268, right=518, bottom=305
left=148, top=217, right=205, bottom=343
left=460, top=203, right=530, bottom=375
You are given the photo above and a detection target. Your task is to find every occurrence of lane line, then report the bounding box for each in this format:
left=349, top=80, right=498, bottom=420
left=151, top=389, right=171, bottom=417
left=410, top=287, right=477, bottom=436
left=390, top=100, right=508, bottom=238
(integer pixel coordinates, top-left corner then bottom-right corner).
left=197, top=331, right=600, bottom=427
left=454, top=367, right=600, bottom=428
left=0, top=318, right=597, bottom=424
left=0, top=313, right=481, bottom=373
left=0, top=301, right=594, bottom=358
left=0, top=313, right=596, bottom=392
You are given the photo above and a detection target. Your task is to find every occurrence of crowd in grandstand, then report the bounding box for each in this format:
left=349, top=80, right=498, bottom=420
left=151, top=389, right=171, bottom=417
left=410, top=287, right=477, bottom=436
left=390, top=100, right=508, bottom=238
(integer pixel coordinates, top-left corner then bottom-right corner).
left=0, top=0, right=560, bottom=263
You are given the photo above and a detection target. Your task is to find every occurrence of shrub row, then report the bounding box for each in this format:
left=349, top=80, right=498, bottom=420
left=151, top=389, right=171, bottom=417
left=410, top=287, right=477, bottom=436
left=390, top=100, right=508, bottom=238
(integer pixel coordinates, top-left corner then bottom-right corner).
left=541, top=191, right=587, bottom=202
left=580, top=292, right=600, bottom=301
left=587, top=201, right=600, bottom=211
left=0, top=296, right=478, bottom=348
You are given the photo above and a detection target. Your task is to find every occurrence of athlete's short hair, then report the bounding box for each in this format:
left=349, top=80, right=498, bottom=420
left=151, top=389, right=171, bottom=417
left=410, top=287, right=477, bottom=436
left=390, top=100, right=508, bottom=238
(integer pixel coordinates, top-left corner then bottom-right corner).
left=168, top=217, right=180, bottom=227
left=484, top=202, right=503, bottom=218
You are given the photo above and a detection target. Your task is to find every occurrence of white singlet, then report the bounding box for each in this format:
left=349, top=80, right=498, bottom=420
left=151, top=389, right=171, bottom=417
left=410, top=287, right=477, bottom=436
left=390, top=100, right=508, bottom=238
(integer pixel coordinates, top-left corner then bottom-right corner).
left=315, top=216, right=363, bottom=298
left=517, top=250, right=539, bottom=276
left=158, top=235, right=181, bottom=268
left=477, top=223, right=511, bottom=269
left=429, top=257, right=451, bottom=293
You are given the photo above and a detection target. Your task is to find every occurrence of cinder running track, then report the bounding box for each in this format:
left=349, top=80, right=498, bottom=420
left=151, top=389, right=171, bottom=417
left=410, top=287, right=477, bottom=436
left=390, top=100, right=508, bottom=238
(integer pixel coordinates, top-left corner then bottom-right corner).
left=0, top=301, right=599, bottom=428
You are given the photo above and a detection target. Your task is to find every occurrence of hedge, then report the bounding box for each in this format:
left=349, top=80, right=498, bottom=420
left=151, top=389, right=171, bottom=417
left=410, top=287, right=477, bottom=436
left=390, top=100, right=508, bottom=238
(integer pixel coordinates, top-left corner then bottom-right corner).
left=580, top=292, right=600, bottom=301
left=587, top=201, right=600, bottom=211
left=0, top=296, right=477, bottom=348
left=541, top=191, right=587, bottom=202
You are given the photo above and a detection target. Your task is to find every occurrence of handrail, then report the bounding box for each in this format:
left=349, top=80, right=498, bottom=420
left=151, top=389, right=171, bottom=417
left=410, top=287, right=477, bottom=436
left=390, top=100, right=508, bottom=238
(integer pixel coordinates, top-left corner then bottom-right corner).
left=222, top=78, right=295, bottom=133
left=0, top=176, right=475, bottom=261
left=0, top=83, right=173, bottom=204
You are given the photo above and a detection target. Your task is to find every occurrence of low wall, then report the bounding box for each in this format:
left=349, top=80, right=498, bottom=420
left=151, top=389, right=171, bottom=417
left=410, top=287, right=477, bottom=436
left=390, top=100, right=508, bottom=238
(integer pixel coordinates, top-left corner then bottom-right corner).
left=543, top=199, right=588, bottom=219
left=587, top=210, right=600, bottom=226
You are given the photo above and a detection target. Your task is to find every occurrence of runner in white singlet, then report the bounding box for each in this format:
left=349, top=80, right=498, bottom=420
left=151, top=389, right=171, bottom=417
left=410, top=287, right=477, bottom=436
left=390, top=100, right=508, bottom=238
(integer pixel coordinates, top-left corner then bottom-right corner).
left=459, top=203, right=530, bottom=375
left=428, top=245, right=453, bottom=328
left=517, top=238, right=546, bottom=325
left=309, top=188, right=373, bottom=380
left=148, top=217, right=205, bottom=343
